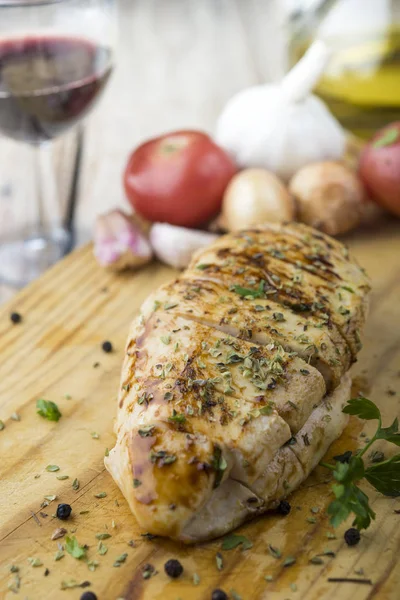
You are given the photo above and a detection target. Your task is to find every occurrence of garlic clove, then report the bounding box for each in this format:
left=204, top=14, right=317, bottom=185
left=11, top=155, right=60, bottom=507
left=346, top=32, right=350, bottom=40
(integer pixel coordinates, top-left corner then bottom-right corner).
left=94, top=209, right=153, bottom=271
left=149, top=223, right=219, bottom=269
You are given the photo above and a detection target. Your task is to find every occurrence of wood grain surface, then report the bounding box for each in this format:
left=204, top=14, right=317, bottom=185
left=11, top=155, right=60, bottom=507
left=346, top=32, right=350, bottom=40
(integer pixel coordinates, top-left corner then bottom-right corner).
left=1, top=222, right=400, bottom=600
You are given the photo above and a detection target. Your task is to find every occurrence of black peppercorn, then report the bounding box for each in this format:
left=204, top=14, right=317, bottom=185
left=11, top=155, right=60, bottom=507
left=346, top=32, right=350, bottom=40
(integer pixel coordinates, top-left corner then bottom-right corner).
left=164, top=558, right=183, bottom=578
left=344, top=527, right=361, bottom=546
left=80, top=593, right=97, bottom=600
left=10, top=312, right=22, bottom=324
left=101, top=340, right=113, bottom=353
left=56, top=503, right=72, bottom=520
left=276, top=500, right=291, bottom=515
left=212, top=590, right=228, bottom=600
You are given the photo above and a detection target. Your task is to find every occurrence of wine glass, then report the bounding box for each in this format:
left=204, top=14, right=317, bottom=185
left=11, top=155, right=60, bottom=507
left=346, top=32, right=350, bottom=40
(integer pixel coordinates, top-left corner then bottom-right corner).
left=0, top=0, right=117, bottom=287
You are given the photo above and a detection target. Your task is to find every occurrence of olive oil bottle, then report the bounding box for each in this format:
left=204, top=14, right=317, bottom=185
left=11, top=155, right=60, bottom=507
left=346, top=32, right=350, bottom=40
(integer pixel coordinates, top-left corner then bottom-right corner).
left=289, top=7, right=400, bottom=139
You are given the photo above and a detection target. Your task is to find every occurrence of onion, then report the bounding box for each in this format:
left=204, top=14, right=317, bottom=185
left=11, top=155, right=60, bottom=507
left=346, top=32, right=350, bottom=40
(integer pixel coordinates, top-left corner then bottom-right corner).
left=222, top=168, right=295, bottom=232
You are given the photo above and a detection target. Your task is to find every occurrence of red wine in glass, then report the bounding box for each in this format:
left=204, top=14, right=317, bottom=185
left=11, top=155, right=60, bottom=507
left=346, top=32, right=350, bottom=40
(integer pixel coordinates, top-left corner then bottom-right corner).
left=0, top=36, right=112, bottom=144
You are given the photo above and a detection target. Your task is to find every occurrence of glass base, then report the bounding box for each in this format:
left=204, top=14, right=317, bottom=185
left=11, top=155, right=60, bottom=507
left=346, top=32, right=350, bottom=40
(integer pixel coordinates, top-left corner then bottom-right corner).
left=0, top=227, right=71, bottom=288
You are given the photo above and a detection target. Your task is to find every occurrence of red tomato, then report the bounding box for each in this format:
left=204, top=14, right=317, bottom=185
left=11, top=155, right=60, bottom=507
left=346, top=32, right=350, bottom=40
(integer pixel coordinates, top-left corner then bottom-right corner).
left=124, top=130, right=237, bottom=227
left=359, top=122, right=400, bottom=216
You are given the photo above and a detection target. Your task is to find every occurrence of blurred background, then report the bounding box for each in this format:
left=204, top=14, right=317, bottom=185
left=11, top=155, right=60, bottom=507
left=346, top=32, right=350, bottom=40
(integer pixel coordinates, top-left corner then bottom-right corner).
left=0, top=0, right=399, bottom=301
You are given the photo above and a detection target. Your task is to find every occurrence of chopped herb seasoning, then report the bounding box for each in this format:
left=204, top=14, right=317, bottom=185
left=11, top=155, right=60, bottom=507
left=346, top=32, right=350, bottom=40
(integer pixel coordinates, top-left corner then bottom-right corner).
left=0, top=420, right=4, bottom=431
left=133, top=478, right=142, bottom=488
left=290, top=583, right=298, bottom=592
left=60, top=580, right=91, bottom=590
left=164, top=392, right=174, bottom=401
left=164, top=559, right=183, bottom=578
left=36, top=399, right=62, bottom=422
left=309, top=556, right=324, bottom=565
left=168, top=410, right=186, bottom=424
left=44, top=494, right=57, bottom=503
left=268, top=544, right=281, bottom=559
left=28, top=557, right=43, bottom=567
left=369, top=450, right=385, bottom=463
left=311, top=506, right=320, bottom=514
left=142, top=563, right=156, bottom=579
left=300, top=368, right=310, bottom=375
left=196, top=263, right=211, bottom=270
left=95, top=533, right=111, bottom=540
left=72, top=478, right=80, bottom=491
left=98, top=541, right=108, bottom=555
left=215, top=552, right=224, bottom=571
left=164, top=302, right=178, bottom=310
left=104, top=448, right=109, bottom=457
left=56, top=475, right=69, bottom=480
left=230, top=590, right=243, bottom=600
left=265, top=575, right=273, bottom=582
left=11, top=412, right=20, bottom=421
left=221, top=534, right=253, bottom=550
left=306, top=517, right=317, bottom=524
left=94, top=492, right=107, bottom=498
left=273, top=312, right=285, bottom=322
left=138, top=425, right=155, bottom=437
left=46, top=465, right=60, bottom=472
left=87, top=561, right=99, bottom=572
left=113, top=553, right=128, bottom=567
left=326, top=532, right=337, bottom=539
left=193, top=573, right=200, bottom=586
left=101, top=341, right=113, bottom=353
left=91, top=432, right=100, bottom=439
left=283, top=556, right=296, bottom=567
left=54, top=550, right=65, bottom=561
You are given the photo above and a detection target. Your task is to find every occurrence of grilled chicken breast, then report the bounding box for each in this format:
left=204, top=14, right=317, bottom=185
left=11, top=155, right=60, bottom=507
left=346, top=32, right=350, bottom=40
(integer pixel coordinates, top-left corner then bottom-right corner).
left=105, top=223, right=369, bottom=541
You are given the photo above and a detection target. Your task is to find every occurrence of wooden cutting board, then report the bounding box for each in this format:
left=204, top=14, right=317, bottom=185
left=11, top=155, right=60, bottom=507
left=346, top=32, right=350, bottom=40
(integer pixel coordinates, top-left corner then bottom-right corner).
left=1, top=222, right=400, bottom=600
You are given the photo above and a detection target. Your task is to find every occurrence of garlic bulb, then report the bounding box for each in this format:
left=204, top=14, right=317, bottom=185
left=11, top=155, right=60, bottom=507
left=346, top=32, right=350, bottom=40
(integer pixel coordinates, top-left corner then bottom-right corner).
left=150, top=223, right=219, bottom=269
left=216, top=41, right=346, bottom=181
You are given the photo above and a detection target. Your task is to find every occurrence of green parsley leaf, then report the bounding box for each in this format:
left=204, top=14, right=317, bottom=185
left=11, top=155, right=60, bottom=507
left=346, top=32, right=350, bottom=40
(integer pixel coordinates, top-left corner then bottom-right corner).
left=36, top=399, right=62, bottom=422
left=28, top=557, right=42, bottom=567
left=87, top=560, right=99, bottom=572
left=376, top=417, right=400, bottom=446
left=231, top=280, right=265, bottom=299
left=365, top=454, right=400, bottom=497
left=94, top=492, right=107, bottom=498
left=342, top=396, right=380, bottom=421
left=193, top=573, right=200, bottom=585
left=196, top=263, right=211, bottom=270
left=65, top=536, right=86, bottom=559
left=54, top=550, right=65, bottom=561
left=283, top=556, right=296, bottom=567
left=46, top=465, right=60, bottom=472
left=221, top=534, right=253, bottom=551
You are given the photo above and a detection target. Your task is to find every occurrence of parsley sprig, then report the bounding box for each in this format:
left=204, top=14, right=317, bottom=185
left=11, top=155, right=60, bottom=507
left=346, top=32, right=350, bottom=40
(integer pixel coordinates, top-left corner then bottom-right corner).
left=321, top=396, right=400, bottom=530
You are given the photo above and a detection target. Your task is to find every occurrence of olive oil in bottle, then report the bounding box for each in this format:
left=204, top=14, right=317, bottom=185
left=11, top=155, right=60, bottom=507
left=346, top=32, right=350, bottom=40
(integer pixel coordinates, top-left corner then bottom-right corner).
left=290, top=27, right=400, bottom=139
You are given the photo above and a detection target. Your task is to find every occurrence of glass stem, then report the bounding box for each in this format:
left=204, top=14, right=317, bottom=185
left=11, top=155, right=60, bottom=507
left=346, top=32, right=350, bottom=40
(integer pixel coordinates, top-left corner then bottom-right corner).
left=33, top=142, right=61, bottom=237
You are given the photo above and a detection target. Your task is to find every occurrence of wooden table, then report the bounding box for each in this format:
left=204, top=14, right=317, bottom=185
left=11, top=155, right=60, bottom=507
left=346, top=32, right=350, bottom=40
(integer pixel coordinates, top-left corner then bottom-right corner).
left=1, top=220, right=400, bottom=600
left=0, top=0, right=285, bottom=304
